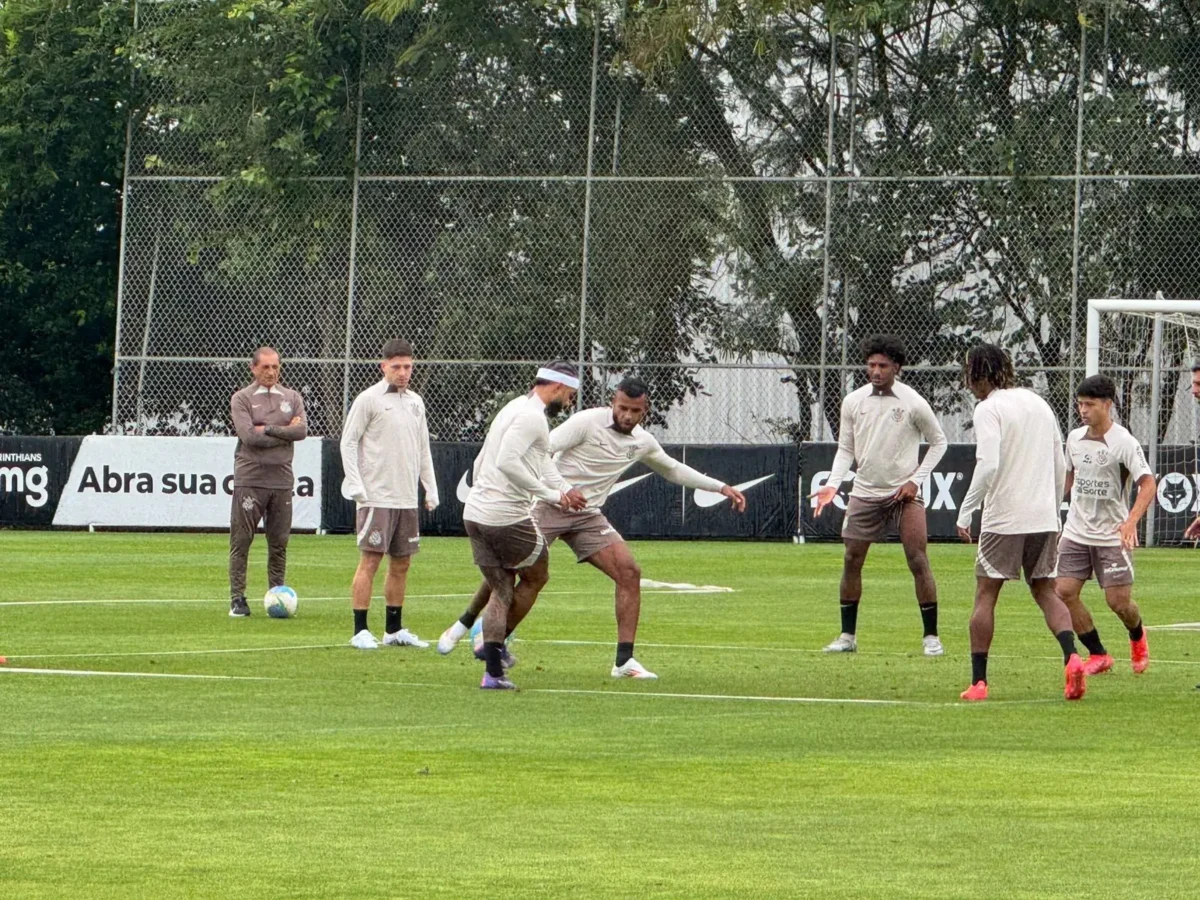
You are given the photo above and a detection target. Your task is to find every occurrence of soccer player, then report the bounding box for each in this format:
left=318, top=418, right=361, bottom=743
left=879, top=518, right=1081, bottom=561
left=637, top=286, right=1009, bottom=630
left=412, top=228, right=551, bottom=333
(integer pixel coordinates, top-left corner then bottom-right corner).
left=463, top=361, right=587, bottom=690
left=438, top=377, right=748, bottom=679
left=955, top=344, right=1085, bottom=701
left=1186, top=363, right=1200, bottom=543
left=814, top=335, right=948, bottom=655
left=1055, top=375, right=1155, bottom=675
left=340, top=339, right=438, bottom=650
left=228, top=346, right=307, bottom=617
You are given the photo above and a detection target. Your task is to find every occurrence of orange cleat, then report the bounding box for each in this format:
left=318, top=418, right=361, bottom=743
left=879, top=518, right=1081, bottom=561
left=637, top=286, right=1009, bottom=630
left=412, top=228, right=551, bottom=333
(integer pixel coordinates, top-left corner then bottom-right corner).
left=960, top=681, right=989, bottom=701
left=1083, top=653, right=1114, bottom=676
left=1064, top=653, right=1087, bottom=700
left=1131, top=635, right=1150, bottom=674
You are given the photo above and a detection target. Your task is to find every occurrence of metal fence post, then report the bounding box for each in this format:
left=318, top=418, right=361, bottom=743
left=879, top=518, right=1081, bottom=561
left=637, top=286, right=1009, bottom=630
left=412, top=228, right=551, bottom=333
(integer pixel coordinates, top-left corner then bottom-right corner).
left=111, top=0, right=141, bottom=433
left=576, top=8, right=601, bottom=402
left=1067, top=22, right=1088, bottom=407
left=816, top=30, right=837, bottom=441
left=341, top=39, right=367, bottom=424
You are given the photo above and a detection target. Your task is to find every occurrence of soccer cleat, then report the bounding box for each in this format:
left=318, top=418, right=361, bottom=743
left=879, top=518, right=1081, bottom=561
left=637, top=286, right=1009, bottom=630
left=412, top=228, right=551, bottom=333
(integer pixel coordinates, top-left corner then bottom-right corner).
left=229, top=596, right=250, bottom=618
left=1064, top=653, right=1087, bottom=701
left=922, top=636, right=944, bottom=657
left=611, top=658, right=658, bottom=680
left=1083, top=653, right=1114, bottom=676
left=383, top=628, right=429, bottom=649
left=1130, top=635, right=1150, bottom=674
left=960, top=681, right=989, bottom=701
left=480, top=673, right=516, bottom=691
left=501, top=647, right=518, bottom=671
left=823, top=634, right=857, bottom=653
left=437, top=621, right=469, bottom=655
left=471, top=619, right=485, bottom=660
left=350, top=629, right=380, bottom=650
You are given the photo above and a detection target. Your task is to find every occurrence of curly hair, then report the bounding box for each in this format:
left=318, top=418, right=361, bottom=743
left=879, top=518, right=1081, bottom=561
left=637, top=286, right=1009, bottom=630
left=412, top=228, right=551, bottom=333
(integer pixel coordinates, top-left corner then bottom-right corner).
left=964, top=344, right=1015, bottom=391
left=860, top=334, right=907, bottom=368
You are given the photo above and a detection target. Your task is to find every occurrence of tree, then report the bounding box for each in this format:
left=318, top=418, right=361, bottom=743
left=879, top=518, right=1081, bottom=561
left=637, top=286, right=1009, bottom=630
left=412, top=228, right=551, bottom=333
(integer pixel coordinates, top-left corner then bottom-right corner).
left=0, top=0, right=132, bottom=434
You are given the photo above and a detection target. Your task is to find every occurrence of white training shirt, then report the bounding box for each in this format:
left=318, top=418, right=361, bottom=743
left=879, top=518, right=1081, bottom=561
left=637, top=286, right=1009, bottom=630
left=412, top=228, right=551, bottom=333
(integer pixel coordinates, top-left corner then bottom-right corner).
left=463, top=393, right=567, bottom=526
left=956, top=387, right=1066, bottom=535
left=548, top=407, right=725, bottom=513
left=826, top=381, right=949, bottom=499
left=1063, top=423, right=1152, bottom=547
left=340, top=380, right=438, bottom=510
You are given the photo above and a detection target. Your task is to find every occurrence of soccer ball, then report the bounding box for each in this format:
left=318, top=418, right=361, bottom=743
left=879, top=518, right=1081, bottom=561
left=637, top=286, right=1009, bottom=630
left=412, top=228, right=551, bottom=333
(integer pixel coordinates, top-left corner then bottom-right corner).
left=264, top=585, right=298, bottom=619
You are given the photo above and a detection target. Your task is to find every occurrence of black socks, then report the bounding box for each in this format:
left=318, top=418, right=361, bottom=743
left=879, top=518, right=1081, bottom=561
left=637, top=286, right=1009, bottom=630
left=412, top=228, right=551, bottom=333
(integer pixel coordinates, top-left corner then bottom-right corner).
left=385, top=605, right=402, bottom=635
left=971, top=653, right=988, bottom=685
left=1055, top=631, right=1078, bottom=664
left=458, top=611, right=477, bottom=629
left=484, top=641, right=506, bottom=678
left=919, top=603, right=938, bottom=638
left=1078, top=629, right=1107, bottom=657
left=1129, top=621, right=1144, bottom=642
left=840, top=601, right=859, bottom=636
left=616, top=642, right=634, bottom=667
left=354, top=608, right=368, bottom=636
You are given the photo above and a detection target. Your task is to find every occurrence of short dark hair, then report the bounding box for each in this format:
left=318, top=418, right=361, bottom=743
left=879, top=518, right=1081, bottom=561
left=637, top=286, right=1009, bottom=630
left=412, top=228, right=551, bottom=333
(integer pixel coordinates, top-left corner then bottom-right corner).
left=1076, top=374, right=1117, bottom=401
left=615, top=377, right=649, bottom=400
left=861, top=334, right=907, bottom=368
left=534, top=359, right=578, bottom=387
left=1192, top=361, right=1200, bottom=373
left=251, top=346, right=279, bottom=365
left=964, top=343, right=1015, bottom=391
left=381, top=339, right=414, bottom=360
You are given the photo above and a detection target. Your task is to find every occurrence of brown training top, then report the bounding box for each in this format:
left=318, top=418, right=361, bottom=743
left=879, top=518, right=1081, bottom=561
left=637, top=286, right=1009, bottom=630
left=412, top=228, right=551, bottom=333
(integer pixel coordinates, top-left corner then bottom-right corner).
left=230, top=382, right=308, bottom=490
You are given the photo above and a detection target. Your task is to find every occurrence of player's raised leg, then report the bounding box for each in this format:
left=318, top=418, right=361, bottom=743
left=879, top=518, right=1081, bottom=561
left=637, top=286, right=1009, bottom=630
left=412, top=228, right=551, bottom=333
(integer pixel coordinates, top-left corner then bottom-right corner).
left=1103, top=582, right=1148, bottom=673
left=898, top=497, right=941, bottom=655
left=439, top=581, right=491, bottom=654
left=824, top=538, right=869, bottom=653
left=479, top=565, right=518, bottom=690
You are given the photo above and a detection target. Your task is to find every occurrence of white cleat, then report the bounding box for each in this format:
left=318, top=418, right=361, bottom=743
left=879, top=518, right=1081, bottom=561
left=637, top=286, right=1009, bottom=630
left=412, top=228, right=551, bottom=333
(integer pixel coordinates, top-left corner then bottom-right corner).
left=611, top=658, right=658, bottom=680
left=437, top=621, right=469, bottom=655
left=350, top=629, right=380, bottom=650
left=823, top=633, right=858, bottom=653
left=383, top=628, right=429, bottom=649
left=923, top=635, right=945, bottom=657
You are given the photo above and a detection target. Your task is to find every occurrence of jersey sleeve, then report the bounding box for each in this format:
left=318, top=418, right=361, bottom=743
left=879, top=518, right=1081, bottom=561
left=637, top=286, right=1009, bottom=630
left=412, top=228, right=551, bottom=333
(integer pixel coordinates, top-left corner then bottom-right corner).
left=1120, top=433, right=1152, bottom=482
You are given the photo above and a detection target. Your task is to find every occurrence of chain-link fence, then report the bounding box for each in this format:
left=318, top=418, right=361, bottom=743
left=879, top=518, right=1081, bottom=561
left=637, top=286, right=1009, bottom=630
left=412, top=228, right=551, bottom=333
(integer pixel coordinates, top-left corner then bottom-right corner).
left=112, top=1, right=1200, bottom=448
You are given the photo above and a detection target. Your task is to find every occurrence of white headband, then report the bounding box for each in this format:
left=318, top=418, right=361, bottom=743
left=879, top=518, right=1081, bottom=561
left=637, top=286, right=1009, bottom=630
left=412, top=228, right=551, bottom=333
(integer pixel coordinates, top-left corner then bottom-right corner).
left=537, top=367, right=580, bottom=390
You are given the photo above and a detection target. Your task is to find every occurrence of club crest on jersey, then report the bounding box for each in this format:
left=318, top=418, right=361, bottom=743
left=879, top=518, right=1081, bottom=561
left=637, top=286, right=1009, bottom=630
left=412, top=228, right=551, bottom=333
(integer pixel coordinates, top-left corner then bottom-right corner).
left=241, top=496, right=255, bottom=511
left=890, top=408, right=905, bottom=423
left=280, top=401, right=293, bottom=414
left=1096, top=449, right=1110, bottom=466
left=625, top=446, right=638, bottom=460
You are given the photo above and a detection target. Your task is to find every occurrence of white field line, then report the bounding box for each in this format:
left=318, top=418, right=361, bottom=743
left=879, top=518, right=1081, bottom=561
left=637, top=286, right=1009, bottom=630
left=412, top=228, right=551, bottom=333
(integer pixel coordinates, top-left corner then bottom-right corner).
left=0, top=665, right=1073, bottom=707
left=0, top=587, right=724, bottom=608
left=1147, top=622, right=1200, bottom=631
left=522, top=638, right=1200, bottom=667
left=7, top=635, right=1200, bottom=667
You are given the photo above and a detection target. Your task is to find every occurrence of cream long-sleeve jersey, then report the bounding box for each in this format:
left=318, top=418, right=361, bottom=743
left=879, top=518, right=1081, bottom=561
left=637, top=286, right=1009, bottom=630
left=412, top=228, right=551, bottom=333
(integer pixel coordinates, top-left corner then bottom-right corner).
left=463, top=393, right=568, bottom=526
left=956, top=387, right=1066, bottom=535
left=340, top=380, right=438, bottom=510
left=548, top=407, right=724, bottom=513
left=825, top=381, right=948, bottom=499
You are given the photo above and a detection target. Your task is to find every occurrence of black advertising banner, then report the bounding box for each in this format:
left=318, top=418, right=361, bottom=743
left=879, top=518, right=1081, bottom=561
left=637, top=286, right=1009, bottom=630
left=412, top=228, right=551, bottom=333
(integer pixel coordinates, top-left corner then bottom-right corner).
left=672, top=444, right=799, bottom=539
left=800, top=442, right=979, bottom=542
left=320, top=439, right=798, bottom=540
left=1152, top=445, right=1200, bottom=545
left=0, top=437, right=82, bottom=527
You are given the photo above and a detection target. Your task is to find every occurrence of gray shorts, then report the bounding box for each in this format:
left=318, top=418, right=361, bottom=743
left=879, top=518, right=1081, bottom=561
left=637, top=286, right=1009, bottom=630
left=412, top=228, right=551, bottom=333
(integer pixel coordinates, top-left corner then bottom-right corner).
left=841, top=495, right=920, bottom=543
left=1057, top=537, right=1134, bottom=588
left=356, top=507, right=420, bottom=557
left=532, top=502, right=624, bottom=562
left=464, top=519, right=547, bottom=570
left=976, top=532, right=1058, bottom=582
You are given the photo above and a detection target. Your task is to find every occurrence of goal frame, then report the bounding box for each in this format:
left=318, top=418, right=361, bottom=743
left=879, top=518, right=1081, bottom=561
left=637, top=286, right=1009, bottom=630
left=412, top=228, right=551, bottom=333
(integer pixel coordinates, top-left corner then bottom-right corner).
left=1085, top=295, right=1200, bottom=546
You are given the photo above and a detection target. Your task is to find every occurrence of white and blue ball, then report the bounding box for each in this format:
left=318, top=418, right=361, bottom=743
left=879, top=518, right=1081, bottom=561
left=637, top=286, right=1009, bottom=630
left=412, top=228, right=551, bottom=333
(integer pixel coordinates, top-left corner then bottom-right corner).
left=264, top=585, right=298, bottom=619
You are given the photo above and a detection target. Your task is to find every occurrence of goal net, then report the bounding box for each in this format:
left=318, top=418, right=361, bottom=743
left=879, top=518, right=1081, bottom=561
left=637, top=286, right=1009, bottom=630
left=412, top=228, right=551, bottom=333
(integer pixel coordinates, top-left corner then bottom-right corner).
left=1088, top=298, right=1200, bottom=545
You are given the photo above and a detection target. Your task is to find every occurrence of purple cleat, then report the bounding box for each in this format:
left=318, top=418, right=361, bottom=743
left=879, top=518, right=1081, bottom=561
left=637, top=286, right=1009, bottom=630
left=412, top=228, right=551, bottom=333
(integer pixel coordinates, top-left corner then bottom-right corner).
left=480, top=673, right=517, bottom=691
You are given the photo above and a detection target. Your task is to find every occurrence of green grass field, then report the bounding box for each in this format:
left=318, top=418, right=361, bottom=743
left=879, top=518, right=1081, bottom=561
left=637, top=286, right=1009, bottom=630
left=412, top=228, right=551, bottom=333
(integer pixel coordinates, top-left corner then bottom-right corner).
left=2, top=532, right=1198, bottom=898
